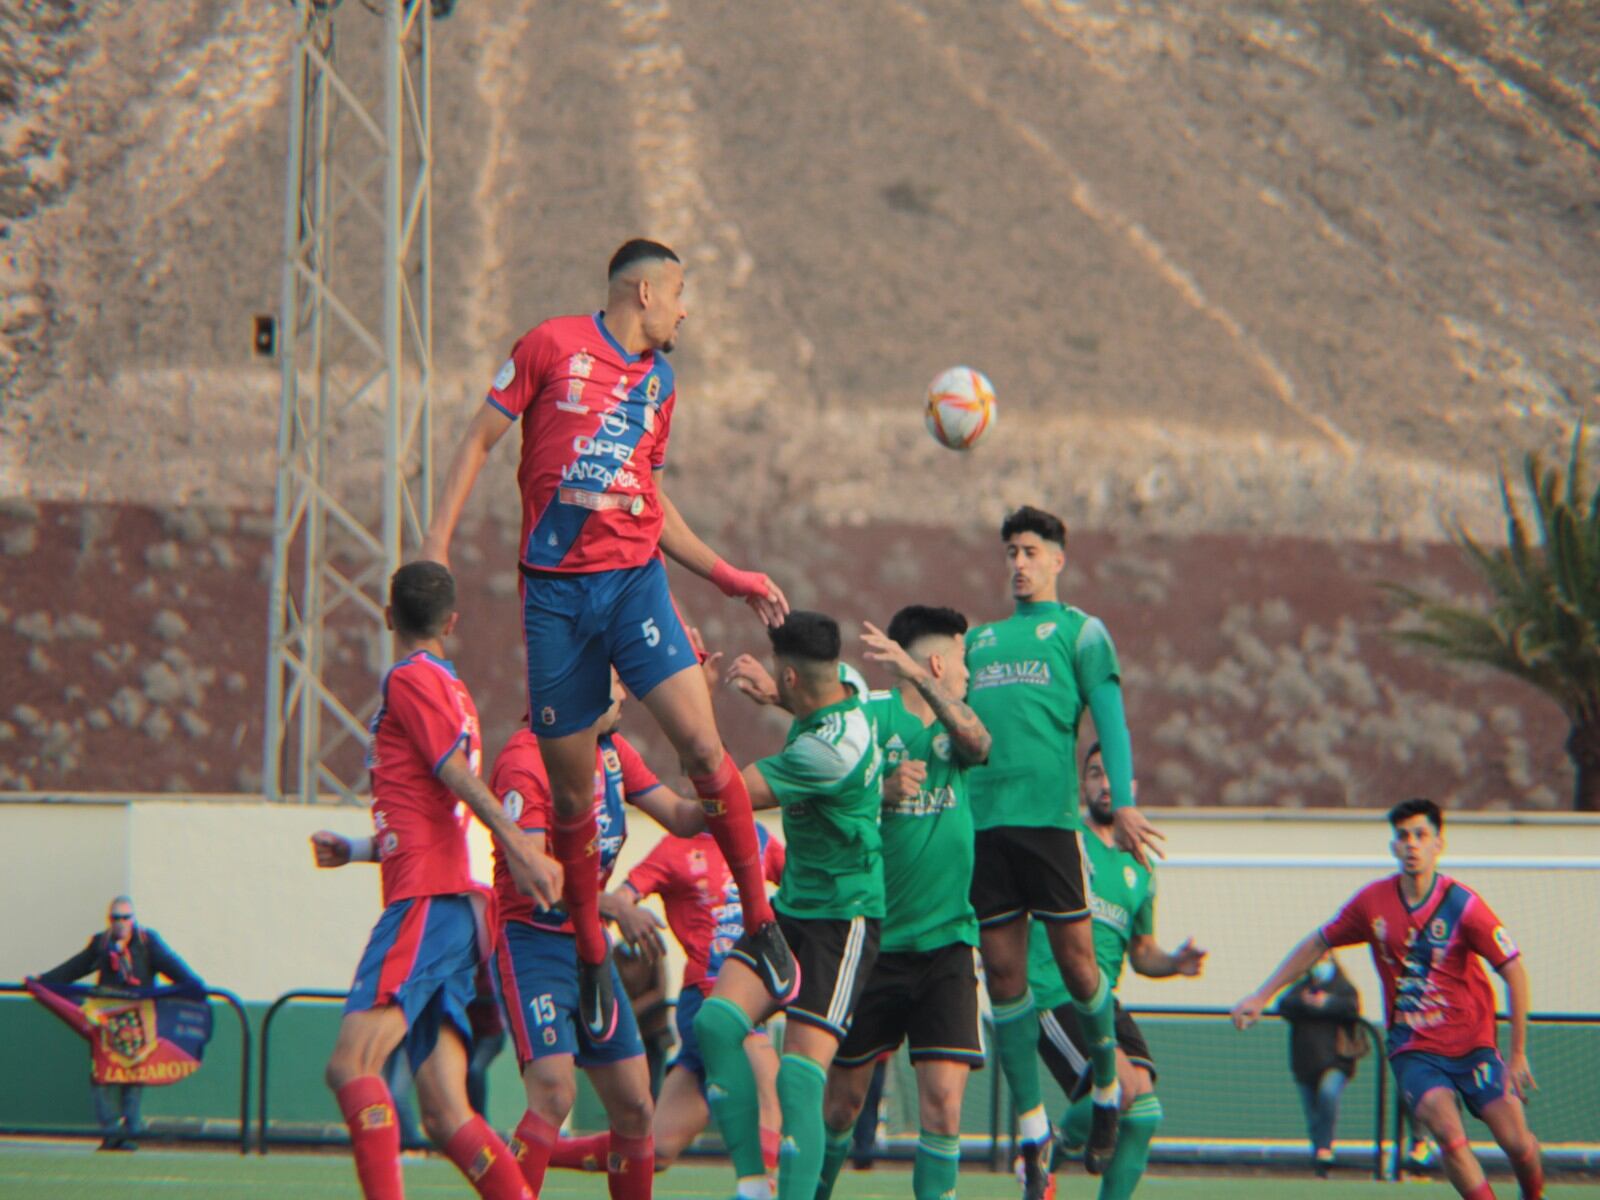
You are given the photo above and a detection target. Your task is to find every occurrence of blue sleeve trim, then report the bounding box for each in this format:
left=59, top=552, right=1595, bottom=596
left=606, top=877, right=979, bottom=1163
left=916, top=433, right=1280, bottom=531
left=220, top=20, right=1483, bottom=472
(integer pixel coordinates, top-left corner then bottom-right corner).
left=432, top=731, right=470, bottom=777
left=485, top=393, right=517, bottom=419
left=626, top=783, right=665, bottom=801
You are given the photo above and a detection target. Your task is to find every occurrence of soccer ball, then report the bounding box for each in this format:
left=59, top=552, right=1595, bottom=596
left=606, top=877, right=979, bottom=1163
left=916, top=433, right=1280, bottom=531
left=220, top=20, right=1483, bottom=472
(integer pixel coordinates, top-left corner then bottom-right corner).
left=924, top=366, right=996, bottom=450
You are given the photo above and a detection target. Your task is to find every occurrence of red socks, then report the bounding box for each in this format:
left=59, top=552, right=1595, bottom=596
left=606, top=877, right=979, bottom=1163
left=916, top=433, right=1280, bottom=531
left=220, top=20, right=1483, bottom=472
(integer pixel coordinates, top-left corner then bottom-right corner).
left=690, top=752, right=774, bottom=929
left=509, top=1110, right=559, bottom=1195
left=1465, top=1184, right=1497, bottom=1200
left=335, top=1076, right=403, bottom=1200
left=443, top=1116, right=532, bottom=1199
left=550, top=1131, right=610, bottom=1172
left=1510, top=1139, right=1545, bottom=1200
left=607, top=1131, right=654, bottom=1200
left=551, top=811, right=607, bottom=963
left=761, top=1126, right=780, bottom=1175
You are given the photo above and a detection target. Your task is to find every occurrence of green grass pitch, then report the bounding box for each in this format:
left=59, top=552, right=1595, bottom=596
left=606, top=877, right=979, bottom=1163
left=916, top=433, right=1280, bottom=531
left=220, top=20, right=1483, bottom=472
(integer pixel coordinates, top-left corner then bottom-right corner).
left=1, top=1146, right=1597, bottom=1200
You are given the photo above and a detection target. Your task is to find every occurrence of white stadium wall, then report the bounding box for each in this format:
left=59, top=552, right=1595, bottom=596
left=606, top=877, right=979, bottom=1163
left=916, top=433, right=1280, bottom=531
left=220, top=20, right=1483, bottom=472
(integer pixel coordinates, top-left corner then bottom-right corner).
left=1, top=797, right=1595, bottom=1017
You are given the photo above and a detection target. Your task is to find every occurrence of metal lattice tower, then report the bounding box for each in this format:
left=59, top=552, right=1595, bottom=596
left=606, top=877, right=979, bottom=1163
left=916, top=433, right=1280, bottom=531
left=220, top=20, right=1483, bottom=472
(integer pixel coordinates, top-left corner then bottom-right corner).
left=264, top=0, right=433, bottom=804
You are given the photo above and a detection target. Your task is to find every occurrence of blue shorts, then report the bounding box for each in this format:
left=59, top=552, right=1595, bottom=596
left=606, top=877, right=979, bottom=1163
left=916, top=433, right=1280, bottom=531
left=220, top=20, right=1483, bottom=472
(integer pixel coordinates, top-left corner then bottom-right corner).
left=522, top=558, right=696, bottom=737
left=494, top=922, right=644, bottom=1069
left=345, top=894, right=486, bottom=1072
left=1392, top=1048, right=1508, bottom=1118
left=667, top=985, right=770, bottom=1095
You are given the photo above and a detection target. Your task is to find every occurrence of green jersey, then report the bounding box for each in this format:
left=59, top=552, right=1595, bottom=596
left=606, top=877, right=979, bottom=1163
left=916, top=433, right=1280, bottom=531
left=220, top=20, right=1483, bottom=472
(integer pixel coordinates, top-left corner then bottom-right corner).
left=755, top=675, right=885, bottom=921
left=1028, top=830, right=1156, bottom=1008
left=864, top=688, right=979, bottom=954
left=964, top=601, right=1120, bottom=831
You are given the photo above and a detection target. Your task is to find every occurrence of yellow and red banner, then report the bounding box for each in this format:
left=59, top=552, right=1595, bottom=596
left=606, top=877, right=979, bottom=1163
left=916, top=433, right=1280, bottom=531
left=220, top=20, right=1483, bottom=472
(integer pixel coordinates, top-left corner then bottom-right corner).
left=25, top=978, right=213, bottom=1086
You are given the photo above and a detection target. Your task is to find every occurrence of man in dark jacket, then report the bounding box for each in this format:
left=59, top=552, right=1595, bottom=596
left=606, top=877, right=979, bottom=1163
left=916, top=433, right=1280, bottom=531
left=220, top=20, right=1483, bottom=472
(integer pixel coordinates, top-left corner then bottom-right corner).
left=39, top=896, right=205, bottom=1150
left=1277, top=950, right=1363, bottom=1176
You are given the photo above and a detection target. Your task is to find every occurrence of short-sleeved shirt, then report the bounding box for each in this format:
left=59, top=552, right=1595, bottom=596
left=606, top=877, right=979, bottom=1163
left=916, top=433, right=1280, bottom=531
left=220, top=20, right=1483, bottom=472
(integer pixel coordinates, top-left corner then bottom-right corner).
left=1319, top=873, right=1519, bottom=1059
left=625, top=828, right=786, bottom=995
left=485, top=313, right=677, bottom=574
left=1028, top=830, right=1155, bottom=1008
left=755, top=674, right=885, bottom=921
left=964, top=602, right=1120, bottom=831
left=866, top=688, right=979, bottom=954
left=366, top=651, right=482, bottom=907
left=488, top=729, right=662, bottom=933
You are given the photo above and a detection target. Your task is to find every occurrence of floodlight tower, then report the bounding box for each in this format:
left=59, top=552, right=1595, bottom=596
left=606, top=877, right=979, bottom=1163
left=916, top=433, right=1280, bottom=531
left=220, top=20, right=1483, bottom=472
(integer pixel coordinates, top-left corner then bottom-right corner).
left=263, top=0, right=436, bottom=803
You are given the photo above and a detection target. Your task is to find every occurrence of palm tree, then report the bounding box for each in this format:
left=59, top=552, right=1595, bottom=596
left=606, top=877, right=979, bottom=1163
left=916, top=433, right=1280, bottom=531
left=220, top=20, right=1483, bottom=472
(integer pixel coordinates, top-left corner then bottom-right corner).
left=1386, top=428, right=1600, bottom=812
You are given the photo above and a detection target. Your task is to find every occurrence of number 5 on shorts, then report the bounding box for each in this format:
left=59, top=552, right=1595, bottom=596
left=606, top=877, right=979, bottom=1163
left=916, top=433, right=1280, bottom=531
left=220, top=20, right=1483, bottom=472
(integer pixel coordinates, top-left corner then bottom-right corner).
left=642, top=618, right=660, bottom=647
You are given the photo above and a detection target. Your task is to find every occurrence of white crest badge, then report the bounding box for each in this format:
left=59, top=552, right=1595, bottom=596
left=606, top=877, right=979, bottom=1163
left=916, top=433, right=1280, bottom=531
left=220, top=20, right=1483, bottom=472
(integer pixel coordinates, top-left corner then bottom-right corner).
left=1124, top=865, right=1138, bottom=889
left=569, top=350, right=594, bottom=379
left=602, top=747, right=622, bottom=774
left=493, top=358, right=515, bottom=392
left=932, top=732, right=952, bottom=761
left=1036, top=622, right=1057, bottom=640
left=646, top=375, right=661, bottom=404
left=502, top=789, right=524, bottom=822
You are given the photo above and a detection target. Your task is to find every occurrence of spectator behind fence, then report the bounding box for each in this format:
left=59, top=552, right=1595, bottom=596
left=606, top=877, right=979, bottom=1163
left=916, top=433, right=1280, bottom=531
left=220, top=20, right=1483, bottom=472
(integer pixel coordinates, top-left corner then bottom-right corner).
left=1277, top=949, right=1365, bottom=1177
left=38, top=896, right=205, bottom=1150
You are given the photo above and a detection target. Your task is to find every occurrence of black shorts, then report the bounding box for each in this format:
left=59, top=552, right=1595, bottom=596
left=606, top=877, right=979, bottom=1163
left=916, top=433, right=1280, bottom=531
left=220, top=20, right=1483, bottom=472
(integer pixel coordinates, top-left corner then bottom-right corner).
left=835, top=943, right=986, bottom=1068
left=1036, top=999, right=1156, bottom=1100
left=970, top=826, right=1089, bottom=926
left=779, top=912, right=881, bottom=1039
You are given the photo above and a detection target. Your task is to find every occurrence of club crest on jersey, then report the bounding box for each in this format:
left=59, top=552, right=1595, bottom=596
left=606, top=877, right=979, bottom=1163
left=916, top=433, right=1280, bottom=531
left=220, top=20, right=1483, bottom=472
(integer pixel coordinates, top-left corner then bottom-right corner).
left=541, top=706, right=557, bottom=726
left=932, top=732, right=952, bottom=761
left=569, top=350, right=594, bottom=378
left=559, top=379, right=588, bottom=413
left=1429, top=917, right=1448, bottom=942
left=1493, top=925, right=1516, bottom=958
left=1036, top=622, right=1057, bottom=639
left=602, top=747, right=622, bottom=773
left=1371, top=916, right=1387, bottom=943
left=492, top=358, right=515, bottom=391
left=646, top=375, right=661, bottom=404
left=379, top=831, right=398, bottom=858
left=1124, top=865, right=1138, bottom=888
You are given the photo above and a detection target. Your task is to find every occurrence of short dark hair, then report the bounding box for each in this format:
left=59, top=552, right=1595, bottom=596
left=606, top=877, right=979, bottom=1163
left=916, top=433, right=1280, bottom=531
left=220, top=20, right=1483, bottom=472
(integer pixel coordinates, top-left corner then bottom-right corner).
left=608, top=238, right=680, bottom=280
left=769, top=610, right=841, bottom=664
left=1388, top=797, right=1443, bottom=833
left=1083, top=741, right=1102, bottom=771
left=886, top=605, right=967, bottom=652
left=390, top=561, right=456, bottom=637
left=1001, top=504, right=1067, bottom=547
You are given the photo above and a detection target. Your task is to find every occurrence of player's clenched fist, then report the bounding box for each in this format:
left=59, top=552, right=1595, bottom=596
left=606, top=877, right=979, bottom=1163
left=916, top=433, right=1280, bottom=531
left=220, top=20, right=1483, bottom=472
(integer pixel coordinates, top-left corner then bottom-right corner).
left=310, top=830, right=352, bottom=869
left=884, top=760, right=928, bottom=803
left=504, top=832, right=563, bottom=909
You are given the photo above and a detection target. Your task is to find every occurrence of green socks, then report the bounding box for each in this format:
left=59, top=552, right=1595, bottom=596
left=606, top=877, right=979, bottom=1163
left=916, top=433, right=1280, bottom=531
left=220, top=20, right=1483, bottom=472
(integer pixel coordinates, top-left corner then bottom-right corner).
left=1061, top=1095, right=1092, bottom=1150
left=990, top=990, right=1045, bottom=1120
left=815, top=1123, right=853, bottom=1200
left=695, top=997, right=766, bottom=1180
left=1098, top=1094, right=1161, bottom=1200
left=1071, top=973, right=1118, bottom=1092
left=914, top=1130, right=962, bottom=1200
left=776, top=1054, right=828, bottom=1200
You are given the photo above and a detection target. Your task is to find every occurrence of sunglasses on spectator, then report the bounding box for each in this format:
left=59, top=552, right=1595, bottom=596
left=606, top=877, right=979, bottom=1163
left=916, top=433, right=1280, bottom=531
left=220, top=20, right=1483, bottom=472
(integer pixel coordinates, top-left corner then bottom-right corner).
left=110, top=913, right=134, bottom=921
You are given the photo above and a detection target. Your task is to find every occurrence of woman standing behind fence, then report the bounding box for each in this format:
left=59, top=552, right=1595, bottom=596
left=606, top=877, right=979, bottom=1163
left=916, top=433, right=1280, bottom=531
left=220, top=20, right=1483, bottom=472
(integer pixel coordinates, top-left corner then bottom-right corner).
left=1277, top=950, right=1365, bottom=1177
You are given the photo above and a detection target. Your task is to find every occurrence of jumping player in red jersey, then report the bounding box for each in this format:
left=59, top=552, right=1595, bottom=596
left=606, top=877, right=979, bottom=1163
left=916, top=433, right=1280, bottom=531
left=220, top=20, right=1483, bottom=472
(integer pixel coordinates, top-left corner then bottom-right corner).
left=312, top=562, right=561, bottom=1200
left=1233, top=799, right=1544, bottom=1200
left=489, top=671, right=708, bottom=1200
left=421, top=238, right=795, bottom=1043
left=545, top=828, right=787, bottom=1179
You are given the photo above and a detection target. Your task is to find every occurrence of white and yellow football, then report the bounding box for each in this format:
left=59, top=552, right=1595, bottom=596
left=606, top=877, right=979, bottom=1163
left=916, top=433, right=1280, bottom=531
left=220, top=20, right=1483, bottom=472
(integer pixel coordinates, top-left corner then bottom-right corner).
left=924, top=365, right=996, bottom=451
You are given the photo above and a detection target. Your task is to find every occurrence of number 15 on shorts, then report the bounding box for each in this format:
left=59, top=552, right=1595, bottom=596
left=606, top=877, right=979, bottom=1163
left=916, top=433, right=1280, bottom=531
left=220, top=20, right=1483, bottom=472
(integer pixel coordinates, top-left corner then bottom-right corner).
left=529, top=994, right=557, bottom=1024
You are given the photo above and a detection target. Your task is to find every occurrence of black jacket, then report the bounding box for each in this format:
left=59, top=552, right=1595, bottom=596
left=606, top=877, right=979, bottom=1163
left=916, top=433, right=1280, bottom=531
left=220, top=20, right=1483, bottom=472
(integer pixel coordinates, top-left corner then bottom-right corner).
left=1277, top=967, right=1361, bottom=1085
left=39, top=925, right=204, bottom=992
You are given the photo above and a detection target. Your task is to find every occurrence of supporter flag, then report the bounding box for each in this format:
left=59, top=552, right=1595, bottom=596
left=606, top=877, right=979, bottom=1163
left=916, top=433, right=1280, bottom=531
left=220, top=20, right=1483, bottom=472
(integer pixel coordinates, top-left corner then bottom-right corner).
left=25, top=977, right=213, bottom=1086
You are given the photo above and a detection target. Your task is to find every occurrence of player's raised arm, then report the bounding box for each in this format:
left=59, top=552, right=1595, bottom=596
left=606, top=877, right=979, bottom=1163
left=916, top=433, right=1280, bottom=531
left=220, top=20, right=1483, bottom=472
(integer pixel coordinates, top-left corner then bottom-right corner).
left=438, top=747, right=562, bottom=907
left=860, top=620, right=991, bottom=763
left=420, top=403, right=515, bottom=567
left=1232, top=929, right=1328, bottom=1029
left=657, top=486, right=788, bottom=627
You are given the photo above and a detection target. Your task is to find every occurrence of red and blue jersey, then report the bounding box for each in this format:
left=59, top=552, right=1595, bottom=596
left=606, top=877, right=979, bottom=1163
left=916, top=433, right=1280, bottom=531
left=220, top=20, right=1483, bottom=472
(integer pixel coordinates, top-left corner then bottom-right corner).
left=625, top=828, right=785, bottom=996
left=488, top=728, right=662, bottom=933
left=365, top=651, right=482, bottom=907
left=1320, top=873, right=1519, bottom=1060
left=486, top=313, right=677, bottom=575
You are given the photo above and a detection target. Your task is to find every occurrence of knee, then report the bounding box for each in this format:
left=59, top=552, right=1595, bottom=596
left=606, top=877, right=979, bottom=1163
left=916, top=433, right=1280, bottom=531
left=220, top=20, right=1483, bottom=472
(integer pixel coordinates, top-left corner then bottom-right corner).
left=529, top=1075, right=577, bottom=1126
left=418, top=1097, right=465, bottom=1147
left=608, top=1089, right=653, bottom=1138
left=678, top=735, right=724, bottom=780
left=918, top=1084, right=963, bottom=1136
left=325, top=1055, right=357, bottom=1095
left=824, top=1093, right=861, bottom=1132
left=1058, top=943, right=1099, bottom=996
